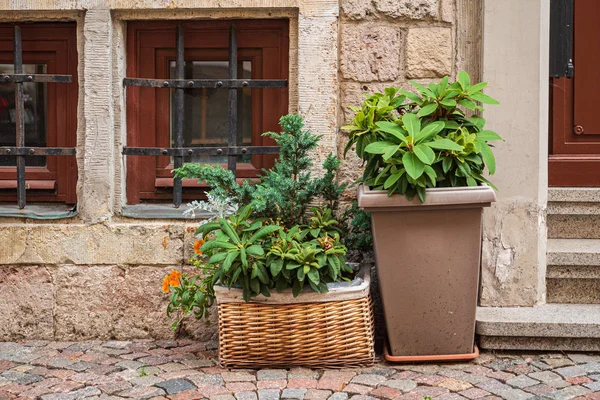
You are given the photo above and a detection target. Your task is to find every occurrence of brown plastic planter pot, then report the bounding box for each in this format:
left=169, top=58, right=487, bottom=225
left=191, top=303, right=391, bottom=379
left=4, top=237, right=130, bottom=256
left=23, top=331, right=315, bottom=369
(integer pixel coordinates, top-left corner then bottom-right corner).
left=357, top=184, right=496, bottom=360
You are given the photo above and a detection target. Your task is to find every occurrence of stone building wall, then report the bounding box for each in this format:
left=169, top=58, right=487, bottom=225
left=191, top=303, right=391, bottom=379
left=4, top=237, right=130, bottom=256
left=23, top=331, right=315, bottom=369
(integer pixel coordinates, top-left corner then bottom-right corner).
left=336, top=0, right=457, bottom=192
left=0, top=0, right=463, bottom=341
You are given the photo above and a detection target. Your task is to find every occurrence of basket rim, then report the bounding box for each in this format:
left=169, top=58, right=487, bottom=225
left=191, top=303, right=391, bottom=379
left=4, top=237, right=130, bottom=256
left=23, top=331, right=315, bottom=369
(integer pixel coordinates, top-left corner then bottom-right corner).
left=215, top=264, right=371, bottom=304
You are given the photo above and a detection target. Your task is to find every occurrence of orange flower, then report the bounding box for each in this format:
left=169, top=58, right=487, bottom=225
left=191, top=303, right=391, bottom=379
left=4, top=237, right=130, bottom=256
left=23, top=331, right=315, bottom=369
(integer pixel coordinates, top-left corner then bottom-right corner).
left=161, top=275, right=170, bottom=293
left=194, top=239, right=205, bottom=255
left=169, top=270, right=182, bottom=288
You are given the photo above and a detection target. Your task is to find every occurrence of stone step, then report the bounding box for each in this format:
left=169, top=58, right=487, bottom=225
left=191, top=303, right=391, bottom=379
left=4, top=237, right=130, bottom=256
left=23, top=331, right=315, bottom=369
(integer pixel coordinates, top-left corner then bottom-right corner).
left=548, top=188, right=600, bottom=238
left=476, top=304, right=600, bottom=351
left=546, top=238, right=600, bottom=305
left=548, top=187, right=600, bottom=203
left=547, top=238, right=600, bottom=266
left=547, top=214, right=600, bottom=239
left=546, top=265, right=600, bottom=304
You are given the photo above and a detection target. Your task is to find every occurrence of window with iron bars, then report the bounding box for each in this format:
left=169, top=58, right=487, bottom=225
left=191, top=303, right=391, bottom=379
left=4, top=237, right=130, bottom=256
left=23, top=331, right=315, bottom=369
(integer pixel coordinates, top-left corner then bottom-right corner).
left=123, top=20, right=289, bottom=207
left=0, top=23, right=78, bottom=208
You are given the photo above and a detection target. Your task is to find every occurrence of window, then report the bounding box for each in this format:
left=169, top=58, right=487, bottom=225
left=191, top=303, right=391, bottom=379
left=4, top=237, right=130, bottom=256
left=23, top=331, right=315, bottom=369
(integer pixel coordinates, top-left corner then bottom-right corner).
left=0, top=23, right=78, bottom=206
left=124, top=20, right=289, bottom=205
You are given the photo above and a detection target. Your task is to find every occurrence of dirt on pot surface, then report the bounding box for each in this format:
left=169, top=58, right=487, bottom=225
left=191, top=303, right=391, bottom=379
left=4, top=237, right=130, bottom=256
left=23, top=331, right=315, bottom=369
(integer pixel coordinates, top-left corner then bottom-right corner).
left=0, top=339, right=598, bottom=399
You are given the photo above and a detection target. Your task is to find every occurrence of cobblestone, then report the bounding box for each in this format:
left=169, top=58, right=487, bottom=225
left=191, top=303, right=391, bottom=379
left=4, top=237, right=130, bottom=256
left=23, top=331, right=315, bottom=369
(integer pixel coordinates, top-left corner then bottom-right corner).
left=154, top=378, right=197, bottom=394
left=0, top=341, right=597, bottom=399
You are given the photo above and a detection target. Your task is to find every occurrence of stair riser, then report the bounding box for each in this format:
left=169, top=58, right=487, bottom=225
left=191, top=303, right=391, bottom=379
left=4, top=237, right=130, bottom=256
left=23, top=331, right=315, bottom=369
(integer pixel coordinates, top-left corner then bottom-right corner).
left=479, top=336, right=600, bottom=351
left=547, top=278, right=600, bottom=304
left=547, top=214, right=600, bottom=239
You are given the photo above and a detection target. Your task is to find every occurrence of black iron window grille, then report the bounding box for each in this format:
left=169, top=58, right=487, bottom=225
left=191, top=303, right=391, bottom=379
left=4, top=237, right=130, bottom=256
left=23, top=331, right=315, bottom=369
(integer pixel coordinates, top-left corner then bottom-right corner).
left=0, top=25, right=75, bottom=209
left=122, top=23, right=288, bottom=207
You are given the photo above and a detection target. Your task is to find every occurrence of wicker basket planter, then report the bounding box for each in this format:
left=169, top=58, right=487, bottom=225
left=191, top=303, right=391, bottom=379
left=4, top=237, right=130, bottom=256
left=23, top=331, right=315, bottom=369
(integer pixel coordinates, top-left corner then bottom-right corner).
left=214, top=265, right=375, bottom=368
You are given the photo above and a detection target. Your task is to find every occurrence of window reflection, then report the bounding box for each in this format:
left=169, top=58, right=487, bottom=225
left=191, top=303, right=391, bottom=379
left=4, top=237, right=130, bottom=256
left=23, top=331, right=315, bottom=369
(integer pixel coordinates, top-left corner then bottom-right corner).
left=170, top=60, right=252, bottom=164
left=0, top=64, right=47, bottom=167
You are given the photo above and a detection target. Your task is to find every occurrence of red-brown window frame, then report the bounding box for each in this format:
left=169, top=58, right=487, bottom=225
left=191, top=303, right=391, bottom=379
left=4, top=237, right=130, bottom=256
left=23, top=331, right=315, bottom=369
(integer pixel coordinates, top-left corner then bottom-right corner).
left=0, top=23, right=78, bottom=204
left=125, top=20, right=289, bottom=205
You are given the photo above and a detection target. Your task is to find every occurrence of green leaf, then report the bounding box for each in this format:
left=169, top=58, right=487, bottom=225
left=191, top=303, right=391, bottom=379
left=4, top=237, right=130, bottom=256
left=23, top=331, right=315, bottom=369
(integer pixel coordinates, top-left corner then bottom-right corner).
left=246, top=245, right=264, bottom=257
left=250, top=278, right=260, bottom=294
left=260, top=286, right=271, bottom=297
left=307, top=268, right=320, bottom=285
left=364, top=141, right=398, bottom=154
left=426, top=138, right=464, bottom=151
left=195, top=222, right=220, bottom=237
left=297, top=267, right=306, bottom=281
left=410, top=81, right=436, bottom=98
left=286, top=262, right=301, bottom=270
left=472, top=172, right=498, bottom=190
left=384, top=170, right=405, bottom=189
left=439, top=76, right=449, bottom=93
left=240, top=248, right=248, bottom=268
left=417, top=103, right=438, bottom=117
left=399, top=89, right=422, bottom=104
left=415, top=121, right=445, bottom=143
left=423, top=165, right=437, bottom=186
left=257, top=264, right=269, bottom=284
left=382, top=145, right=400, bottom=161
left=249, top=225, right=280, bottom=242
left=470, top=92, right=500, bottom=104
left=416, top=186, right=426, bottom=202
left=458, top=70, right=470, bottom=90
left=219, top=218, right=241, bottom=245
left=207, top=252, right=228, bottom=265
left=413, top=144, right=436, bottom=165
left=292, top=280, right=303, bottom=297
left=223, top=251, right=239, bottom=273
left=270, top=258, right=284, bottom=276
left=467, top=81, right=488, bottom=95
left=442, top=156, right=453, bottom=173
left=459, top=98, right=476, bottom=110
left=439, top=98, right=457, bottom=107
left=476, top=130, right=504, bottom=141
left=200, top=240, right=237, bottom=251
left=466, top=176, right=477, bottom=186
left=444, top=120, right=460, bottom=130
left=469, top=115, right=486, bottom=130
left=402, top=113, right=421, bottom=138
left=479, top=141, right=496, bottom=174
left=402, top=152, right=425, bottom=180
left=375, top=121, right=408, bottom=143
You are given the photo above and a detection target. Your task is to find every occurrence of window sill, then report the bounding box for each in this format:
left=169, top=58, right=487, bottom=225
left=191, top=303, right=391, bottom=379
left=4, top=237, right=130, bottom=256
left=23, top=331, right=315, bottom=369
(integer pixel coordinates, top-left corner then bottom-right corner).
left=120, top=203, right=212, bottom=220
left=0, top=203, right=77, bottom=220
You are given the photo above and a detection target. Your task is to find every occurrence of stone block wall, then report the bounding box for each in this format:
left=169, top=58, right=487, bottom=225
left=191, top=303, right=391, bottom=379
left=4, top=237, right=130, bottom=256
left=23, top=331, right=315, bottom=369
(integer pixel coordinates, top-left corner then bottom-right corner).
left=0, top=0, right=464, bottom=341
left=336, top=0, right=458, bottom=193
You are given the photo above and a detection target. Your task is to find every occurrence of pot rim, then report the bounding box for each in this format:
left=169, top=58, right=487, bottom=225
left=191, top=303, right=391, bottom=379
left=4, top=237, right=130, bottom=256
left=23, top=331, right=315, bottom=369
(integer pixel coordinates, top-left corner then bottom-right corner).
left=357, top=183, right=496, bottom=211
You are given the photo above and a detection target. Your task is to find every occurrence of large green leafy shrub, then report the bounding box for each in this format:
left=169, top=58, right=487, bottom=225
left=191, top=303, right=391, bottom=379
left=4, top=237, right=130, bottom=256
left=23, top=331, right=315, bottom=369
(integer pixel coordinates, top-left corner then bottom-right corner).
left=342, top=71, right=504, bottom=202
left=163, top=114, right=360, bottom=326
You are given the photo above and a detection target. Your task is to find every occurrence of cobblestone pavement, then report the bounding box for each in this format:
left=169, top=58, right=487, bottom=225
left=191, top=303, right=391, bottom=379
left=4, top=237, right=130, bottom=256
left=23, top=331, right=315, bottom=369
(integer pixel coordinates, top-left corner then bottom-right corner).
left=0, top=341, right=598, bottom=400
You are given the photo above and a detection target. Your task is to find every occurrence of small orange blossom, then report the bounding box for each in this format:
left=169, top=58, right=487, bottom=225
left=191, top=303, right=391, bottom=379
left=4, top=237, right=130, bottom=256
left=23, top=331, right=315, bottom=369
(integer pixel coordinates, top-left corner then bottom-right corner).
left=162, top=270, right=182, bottom=293
left=161, top=275, right=170, bottom=293
left=194, top=239, right=205, bottom=255
left=169, top=270, right=182, bottom=287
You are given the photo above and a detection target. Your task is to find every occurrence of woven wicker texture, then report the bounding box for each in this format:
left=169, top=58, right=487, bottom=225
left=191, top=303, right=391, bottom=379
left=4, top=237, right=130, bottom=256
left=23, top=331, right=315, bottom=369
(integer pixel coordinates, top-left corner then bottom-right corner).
left=218, top=296, right=375, bottom=368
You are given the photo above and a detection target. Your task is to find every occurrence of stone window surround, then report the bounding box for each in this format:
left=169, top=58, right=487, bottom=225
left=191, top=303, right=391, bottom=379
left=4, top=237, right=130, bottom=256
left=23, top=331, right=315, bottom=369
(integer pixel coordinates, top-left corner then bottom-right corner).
left=0, top=1, right=339, bottom=223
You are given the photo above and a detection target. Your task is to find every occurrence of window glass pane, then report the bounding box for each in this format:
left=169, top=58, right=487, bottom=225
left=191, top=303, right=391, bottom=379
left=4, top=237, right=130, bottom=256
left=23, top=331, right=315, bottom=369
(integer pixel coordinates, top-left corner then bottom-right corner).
left=0, top=64, right=47, bottom=167
left=170, top=60, right=252, bottom=164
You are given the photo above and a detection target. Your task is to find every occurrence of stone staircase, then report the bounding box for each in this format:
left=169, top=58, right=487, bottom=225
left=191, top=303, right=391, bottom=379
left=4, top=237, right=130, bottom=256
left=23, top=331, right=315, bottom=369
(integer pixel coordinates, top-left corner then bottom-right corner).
left=476, top=188, right=600, bottom=351
left=547, top=188, right=600, bottom=304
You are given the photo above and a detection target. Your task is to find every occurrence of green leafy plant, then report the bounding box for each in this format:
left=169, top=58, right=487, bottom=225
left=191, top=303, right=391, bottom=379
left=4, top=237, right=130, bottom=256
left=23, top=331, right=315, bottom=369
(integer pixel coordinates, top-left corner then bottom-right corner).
left=175, top=114, right=347, bottom=228
left=343, top=71, right=504, bottom=202
left=339, top=200, right=372, bottom=252
left=162, top=114, right=357, bottom=326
